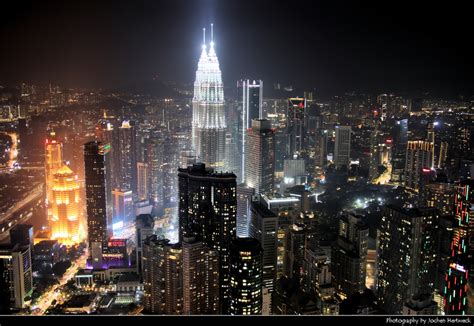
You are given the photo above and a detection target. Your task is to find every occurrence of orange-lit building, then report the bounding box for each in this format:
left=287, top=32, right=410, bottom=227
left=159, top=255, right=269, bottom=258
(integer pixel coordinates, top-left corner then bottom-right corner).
left=45, top=131, right=63, bottom=219
left=50, top=165, right=81, bottom=245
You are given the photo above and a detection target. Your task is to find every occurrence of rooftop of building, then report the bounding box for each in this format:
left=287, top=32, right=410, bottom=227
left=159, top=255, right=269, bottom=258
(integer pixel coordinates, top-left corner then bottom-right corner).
left=178, top=163, right=237, bottom=179
left=251, top=201, right=277, bottom=218
left=116, top=273, right=139, bottom=284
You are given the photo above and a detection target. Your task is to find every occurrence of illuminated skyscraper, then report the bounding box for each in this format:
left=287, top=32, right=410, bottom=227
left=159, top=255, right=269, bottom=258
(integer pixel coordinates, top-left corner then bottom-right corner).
left=245, top=119, right=275, bottom=194
left=239, top=80, right=263, bottom=181
left=182, top=236, right=220, bottom=315
left=84, top=141, right=111, bottom=268
left=444, top=181, right=473, bottom=315
left=236, top=184, right=255, bottom=238
left=45, top=131, right=63, bottom=220
left=391, top=118, right=408, bottom=184
left=249, top=201, right=278, bottom=292
left=229, top=237, right=263, bottom=315
left=118, top=120, right=137, bottom=193
left=192, top=25, right=226, bottom=169
left=404, top=140, right=434, bottom=192
left=286, top=98, right=306, bottom=157
left=137, top=162, right=149, bottom=201
left=112, top=188, right=134, bottom=232
left=178, top=163, right=237, bottom=312
left=50, top=165, right=81, bottom=244
left=377, top=206, right=438, bottom=314
left=0, top=244, right=33, bottom=309
left=334, top=125, right=351, bottom=168
left=331, top=212, right=368, bottom=298
left=142, top=236, right=183, bottom=314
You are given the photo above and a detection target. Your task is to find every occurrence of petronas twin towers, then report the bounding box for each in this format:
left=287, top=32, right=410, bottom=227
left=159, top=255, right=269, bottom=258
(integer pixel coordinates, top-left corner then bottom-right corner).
left=192, top=24, right=226, bottom=169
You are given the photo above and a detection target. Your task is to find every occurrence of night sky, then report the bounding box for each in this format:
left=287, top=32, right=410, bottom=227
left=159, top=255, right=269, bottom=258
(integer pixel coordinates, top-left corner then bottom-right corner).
left=1, top=0, right=473, bottom=96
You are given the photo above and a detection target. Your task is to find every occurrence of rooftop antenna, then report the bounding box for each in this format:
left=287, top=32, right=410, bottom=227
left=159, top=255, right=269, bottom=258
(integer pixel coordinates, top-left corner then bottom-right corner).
left=210, top=23, right=214, bottom=46
left=202, top=27, right=206, bottom=48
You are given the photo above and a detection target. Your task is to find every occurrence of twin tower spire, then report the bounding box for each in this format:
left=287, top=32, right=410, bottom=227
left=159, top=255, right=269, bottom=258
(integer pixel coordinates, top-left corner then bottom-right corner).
left=202, top=23, right=215, bottom=50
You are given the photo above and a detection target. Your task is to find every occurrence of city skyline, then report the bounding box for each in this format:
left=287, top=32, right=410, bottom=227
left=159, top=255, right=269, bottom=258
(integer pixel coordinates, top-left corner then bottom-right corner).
left=0, top=0, right=472, bottom=320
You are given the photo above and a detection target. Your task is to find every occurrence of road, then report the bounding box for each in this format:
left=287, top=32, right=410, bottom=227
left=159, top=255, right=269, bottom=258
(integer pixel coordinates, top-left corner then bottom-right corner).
left=0, top=184, right=43, bottom=241
left=30, top=251, right=88, bottom=315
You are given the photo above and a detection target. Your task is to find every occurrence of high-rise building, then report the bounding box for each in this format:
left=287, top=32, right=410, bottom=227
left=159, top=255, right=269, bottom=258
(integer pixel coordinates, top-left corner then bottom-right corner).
left=118, top=120, right=137, bottom=193
left=135, top=214, right=154, bottom=280
left=249, top=201, right=278, bottom=292
left=438, top=141, right=449, bottom=169
left=369, top=126, right=380, bottom=181
left=377, top=206, right=438, bottom=314
left=334, top=126, right=351, bottom=168
left=192, top=25, right=226, bottom=169
left=236, top=184, right=255, bottom=238
left=178, top=162, right=237, bottom=312
left=84, top=141, right=111, bottom=268
left=137, top=162, right=149, bottom=201
left=377, top=94, right=388, bottom=121
left=146, top=139, right=164, bottom=208
left=50, top=165, right=81, bottom=244
left=245, top=119, right=275, bottom=194
left=239, top=80, right=263, bottom=181
left=404, top=140, right=434, bottom=192
left=331, top=212, right=369, bottom=298
left=391, top=118, right=408, bottom=184
left=229, top=238, right=263, bottom=315
left=425, top=182, right=455, bottom=216
left=142, top=236, right=183, bottom=314
left=0, top=244, right=33, bottom=309
left=95, top=119, right=118, bottom=188
left=286, top=98, right=306, bottom=157
left=182, top=236, right=220, bottom=314
left=112, top=188, right=134, bottom=231
left=45, top=131, right=63, bottom=220
left=444, top=181, right=473, bottom=315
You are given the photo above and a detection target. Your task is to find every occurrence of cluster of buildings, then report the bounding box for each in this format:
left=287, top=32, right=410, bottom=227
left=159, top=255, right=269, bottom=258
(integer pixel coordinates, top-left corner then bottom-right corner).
left=0, top=25, right=472, bottom=316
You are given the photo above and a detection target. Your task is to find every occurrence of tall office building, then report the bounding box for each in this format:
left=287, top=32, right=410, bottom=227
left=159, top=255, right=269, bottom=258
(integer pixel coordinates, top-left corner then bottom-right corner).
left=137, top=162, right=149, bottom=201
left=178, top=163, right=237, bottom=312
left=444, top=181, right=473, bottom=315
left=236, top=184, right=255, bottom=238
left=135, top=214, right=154, bottom=280
left=95, top=119, right=118, bottom=188
left=425, top=182, right=455, bottom=216
left=182, top=236, right=220, bottom=314
left=369, top=126, right=380, bottom=181
left=377, top=206, right=438, bottom=314
left=118, top=120, right=137, bottom=193
left=377, top=94, right=388, bottom=121
left=45, top=131, right=63, bottom=220
left=391, top=118, right=408, bottom=183
left=229, top=238, right=263, bottom=315
left=334, top=126, right=351, bottom=168
left=192, top=25, right=226, bottom=169
left=142, top=236, right=183, bottom=314
left=0, top=244, right=33, bottom=309
left=84, top=141, right=111, bottom=268
left=112, top=188, right=134, bottom=231
left=331, top=212, right=369, bottom=298
left=146, top=139, right=164, bottom=208
left=438, top=141, right=449, bottom=169
left=404, top=140, right=434, bottom=192
left=239, top=80, right=263, bottom=181
left=249, top=201, right=278, bottom=292
left=245, top=119, right=275, bottom=194
left=50, top=165, right=81, bottom=244
left=286, top=98, right=306, bottom=157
